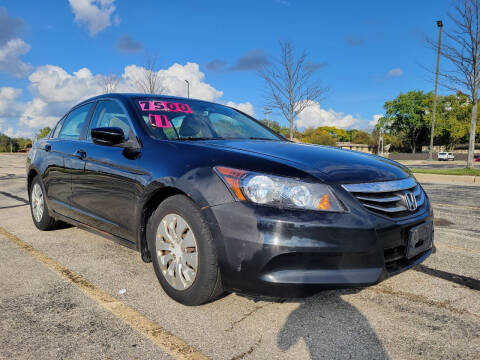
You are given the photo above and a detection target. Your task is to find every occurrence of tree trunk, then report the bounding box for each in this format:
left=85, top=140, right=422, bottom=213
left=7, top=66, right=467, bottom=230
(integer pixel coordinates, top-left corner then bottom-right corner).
left=467, top=99, right=478, bottom=169
left=412, top=136, right=416, bottom=154
left=289, top=113, right=294, bottom=140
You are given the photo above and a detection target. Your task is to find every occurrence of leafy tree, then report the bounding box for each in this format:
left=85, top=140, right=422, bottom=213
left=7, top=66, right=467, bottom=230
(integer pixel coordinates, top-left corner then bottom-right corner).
left=351, top=130, right=373, bottom=145
left=35, top=127, right=51, bottom=140
left=423, top=92, right=470, bottom=150
left=372, top=117, right=411, bottom=153
left=428, top=0, right=480, bottom=167
left=259, top=119, right=292, bottom=139
left=323, top=127, right=349, bottom=142
left=0, top=133, right=10, bottom=152
left=301, top=127, right=337, bottom=145
left=384, top=91, right=431, bottom=153
left=259, top=119, right=281, bottom=133
left=16, top=138, right=32, bottom=150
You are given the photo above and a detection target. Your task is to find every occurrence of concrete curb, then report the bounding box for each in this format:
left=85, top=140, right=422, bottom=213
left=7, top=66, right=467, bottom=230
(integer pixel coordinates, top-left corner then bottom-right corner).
left=414, top=173, right=480, bottom=186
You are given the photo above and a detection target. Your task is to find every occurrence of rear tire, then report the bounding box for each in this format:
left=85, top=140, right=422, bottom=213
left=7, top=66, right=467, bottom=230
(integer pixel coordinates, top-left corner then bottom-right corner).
left=147, top=195, right=223, bottom=305
left=29, top=176, right=57, bottom=231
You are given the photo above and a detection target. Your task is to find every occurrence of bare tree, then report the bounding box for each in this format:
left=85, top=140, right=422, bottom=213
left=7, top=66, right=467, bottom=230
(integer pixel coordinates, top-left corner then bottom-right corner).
left=428, top=0, right=480, bottom=168
left=101, top=73, right=120, bottom=94
left=133, top=54, right=165, bottom=94
left=259, top=41, right=328, bottom=140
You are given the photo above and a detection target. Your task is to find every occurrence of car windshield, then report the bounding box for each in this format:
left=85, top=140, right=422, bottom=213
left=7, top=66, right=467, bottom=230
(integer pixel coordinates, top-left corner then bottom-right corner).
left=134, top=97, right=282, bottom=141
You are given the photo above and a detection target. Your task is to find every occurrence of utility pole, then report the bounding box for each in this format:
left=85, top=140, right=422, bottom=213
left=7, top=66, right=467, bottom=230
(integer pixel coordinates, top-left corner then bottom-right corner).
left=265, top=107, right=271, bottom=127
left=379, top=128, right=384, bottom=157
left=185, top=80, right=190, bottom=98
left=429, top=20, right=443, bottom=160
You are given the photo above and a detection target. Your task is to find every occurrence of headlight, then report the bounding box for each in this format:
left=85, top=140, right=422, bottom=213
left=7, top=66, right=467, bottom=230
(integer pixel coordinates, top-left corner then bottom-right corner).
left=214, top=166, right=344, bottom=212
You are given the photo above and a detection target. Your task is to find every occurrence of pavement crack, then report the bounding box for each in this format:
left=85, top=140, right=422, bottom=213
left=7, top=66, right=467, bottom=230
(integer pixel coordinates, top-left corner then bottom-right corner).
left=369, top=285, right=479, bottom=319
left=230, top=337, right=262, bottom=360
left=226, top=304, right=269, bottom=332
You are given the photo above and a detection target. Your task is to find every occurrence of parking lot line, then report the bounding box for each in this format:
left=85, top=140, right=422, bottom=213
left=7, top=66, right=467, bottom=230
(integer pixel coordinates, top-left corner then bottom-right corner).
left=0, top=226, right=209, bottom=360
left=436, top=242, right=480, bottom=255
left=433, top=203, right=480, bottom=211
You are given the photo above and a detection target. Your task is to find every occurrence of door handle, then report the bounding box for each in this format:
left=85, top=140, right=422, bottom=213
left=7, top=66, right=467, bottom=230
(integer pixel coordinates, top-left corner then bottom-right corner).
left=75, top=149, right=87, bottom=159
left=44, top=144, right=51, bottom=152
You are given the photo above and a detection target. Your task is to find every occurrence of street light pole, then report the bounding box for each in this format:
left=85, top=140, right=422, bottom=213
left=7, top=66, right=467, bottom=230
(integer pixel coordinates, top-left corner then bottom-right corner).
left=379, top=127, right=384, bottom=157
left=265, top=107, right=271, bottom=127
left=185, top=80, right=190, bottom=98
left=429, top=20, right=443, bottom=160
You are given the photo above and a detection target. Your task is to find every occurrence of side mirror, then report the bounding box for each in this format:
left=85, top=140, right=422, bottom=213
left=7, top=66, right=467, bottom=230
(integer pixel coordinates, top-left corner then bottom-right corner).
left=91, top=127, right=125, bottom=146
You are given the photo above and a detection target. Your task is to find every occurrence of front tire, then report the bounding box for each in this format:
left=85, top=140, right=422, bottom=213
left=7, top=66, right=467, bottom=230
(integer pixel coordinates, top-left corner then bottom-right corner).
left=147, top=195, right=223, bottom=305
left=30, top=176, right=57, bottom=230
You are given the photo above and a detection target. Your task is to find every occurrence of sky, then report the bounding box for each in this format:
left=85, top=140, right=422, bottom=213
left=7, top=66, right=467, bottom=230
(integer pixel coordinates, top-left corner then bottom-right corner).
left=0, top=0, right=453, bottom=138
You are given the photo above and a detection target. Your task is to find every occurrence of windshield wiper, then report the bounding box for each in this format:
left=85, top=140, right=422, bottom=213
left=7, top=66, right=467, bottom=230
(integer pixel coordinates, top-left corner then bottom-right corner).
left=176, top=137, right=224, bottom=141
left=247, top=137, right=282, bottom=141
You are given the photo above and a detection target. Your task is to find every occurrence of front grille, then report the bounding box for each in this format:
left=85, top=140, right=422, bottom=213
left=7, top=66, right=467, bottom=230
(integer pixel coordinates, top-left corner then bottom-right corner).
left=343, top=177, right=425, bottom=219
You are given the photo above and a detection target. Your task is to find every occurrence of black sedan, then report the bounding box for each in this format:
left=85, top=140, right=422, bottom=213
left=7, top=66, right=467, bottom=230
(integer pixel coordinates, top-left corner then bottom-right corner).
left=27, top=94, right=434, bottom=305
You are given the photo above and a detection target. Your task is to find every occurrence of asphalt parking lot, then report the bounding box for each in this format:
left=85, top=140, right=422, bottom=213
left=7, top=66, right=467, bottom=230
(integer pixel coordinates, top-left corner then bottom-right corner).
left=0, top=153, right=479, bottom=360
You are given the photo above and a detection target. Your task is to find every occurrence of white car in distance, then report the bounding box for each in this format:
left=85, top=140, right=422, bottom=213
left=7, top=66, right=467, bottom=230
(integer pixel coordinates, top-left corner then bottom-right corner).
left=438, top=152, right=455, bottom=161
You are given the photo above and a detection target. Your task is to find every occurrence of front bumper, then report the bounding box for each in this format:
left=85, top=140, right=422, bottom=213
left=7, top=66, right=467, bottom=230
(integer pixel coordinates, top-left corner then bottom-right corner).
left=202, top=195, right=433, bottom=296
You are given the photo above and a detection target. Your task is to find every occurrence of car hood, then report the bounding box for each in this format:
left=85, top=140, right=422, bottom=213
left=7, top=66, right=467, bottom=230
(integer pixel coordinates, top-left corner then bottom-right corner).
left=200, top=140, right=410, bottom=184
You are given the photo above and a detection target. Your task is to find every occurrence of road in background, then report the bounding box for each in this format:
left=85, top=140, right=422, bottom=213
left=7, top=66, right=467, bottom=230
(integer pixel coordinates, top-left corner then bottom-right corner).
left=399, top=160, right=480, bottom=169
left=1, top=154, right=479, bottom=360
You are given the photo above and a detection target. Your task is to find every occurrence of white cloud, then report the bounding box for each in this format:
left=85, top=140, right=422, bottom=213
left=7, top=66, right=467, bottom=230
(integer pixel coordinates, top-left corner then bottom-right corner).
left=19, top=98, right=68, bottom=129
left=0, top=87, right=23, bottom=117
left=225, top=101, right=255, bottom=116
left=369, top=114, right=383, bottom=127
left=69, top=0, right=119, bottom=36
left=123, top=62, right=223, bottom=101
left=21, top=65, right=109, bottom=129
left=18, top=62, right=223, bottom=130
left=4, top=127, right=14, bottom=137
left=0, top=38, right=31, bottom=77
left=0, top=124, right=32, bottom=138
left=0, top=87, right=31, bottom=137
left=295, top=102, right=382, bottom=130
left=295, top=101, right=360, bottom=129
left=387, top=68, right=403, bottom=77
left=28, top=65, right=104, bottom=103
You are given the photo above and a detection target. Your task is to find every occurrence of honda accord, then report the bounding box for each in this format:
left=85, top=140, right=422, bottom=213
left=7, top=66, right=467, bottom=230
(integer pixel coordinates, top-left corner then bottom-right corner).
left=27, top=94, right=434, bottom=305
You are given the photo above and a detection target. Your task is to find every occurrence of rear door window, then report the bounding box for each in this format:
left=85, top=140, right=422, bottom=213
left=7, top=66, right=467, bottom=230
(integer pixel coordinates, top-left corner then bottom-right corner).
left=58, top=103, right=94, bottom=140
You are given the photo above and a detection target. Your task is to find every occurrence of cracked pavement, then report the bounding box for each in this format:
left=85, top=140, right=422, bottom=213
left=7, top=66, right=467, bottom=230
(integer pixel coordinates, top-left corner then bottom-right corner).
left=0, top=153, right=479, bottom=359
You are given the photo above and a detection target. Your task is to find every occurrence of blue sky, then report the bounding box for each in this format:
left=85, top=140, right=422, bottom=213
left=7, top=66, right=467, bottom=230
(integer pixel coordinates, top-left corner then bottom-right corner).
left=0, top=0, right=452, bottom=138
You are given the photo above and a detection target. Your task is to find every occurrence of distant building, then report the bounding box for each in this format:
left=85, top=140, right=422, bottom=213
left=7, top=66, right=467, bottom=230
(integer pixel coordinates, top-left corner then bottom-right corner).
left=336, top=142, right=373, bottom=154
left=421, top=145, right=447, bottom=153
left=421, top=144, right=480, bottom=153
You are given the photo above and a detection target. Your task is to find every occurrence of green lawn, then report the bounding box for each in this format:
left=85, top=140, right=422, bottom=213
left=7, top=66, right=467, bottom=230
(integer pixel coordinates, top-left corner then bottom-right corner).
left=411, top=168, right=480, bottom=176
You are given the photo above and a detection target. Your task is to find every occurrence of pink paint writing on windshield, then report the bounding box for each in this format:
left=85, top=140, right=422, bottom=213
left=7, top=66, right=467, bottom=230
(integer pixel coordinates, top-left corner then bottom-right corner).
left=139, top=100, right=192, bottom=113
left=149, top=113, right=172, bottom=128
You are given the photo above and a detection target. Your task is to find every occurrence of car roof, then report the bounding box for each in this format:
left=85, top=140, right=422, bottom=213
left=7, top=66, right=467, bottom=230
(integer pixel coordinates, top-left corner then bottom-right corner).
left=76, top=93, right=222, bottom=108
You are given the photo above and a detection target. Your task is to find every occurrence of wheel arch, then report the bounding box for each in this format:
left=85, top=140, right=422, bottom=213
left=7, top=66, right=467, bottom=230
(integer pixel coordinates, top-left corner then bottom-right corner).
left=138, top=186, right=190, bottom=262
left=27, top=168, right=40, bottom=196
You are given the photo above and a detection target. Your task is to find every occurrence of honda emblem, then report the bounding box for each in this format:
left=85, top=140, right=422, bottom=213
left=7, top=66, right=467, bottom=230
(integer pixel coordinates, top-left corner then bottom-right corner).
left=403, top=191, right=418, bottom=211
